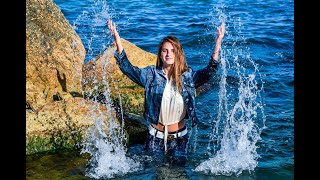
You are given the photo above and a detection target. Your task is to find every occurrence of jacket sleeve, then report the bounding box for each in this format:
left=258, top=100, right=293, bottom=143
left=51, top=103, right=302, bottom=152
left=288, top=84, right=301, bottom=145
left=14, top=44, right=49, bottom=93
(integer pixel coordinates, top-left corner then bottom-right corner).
left=114, top=49, right=150, bottom=88
left=192, top=56, right=219, bottom=88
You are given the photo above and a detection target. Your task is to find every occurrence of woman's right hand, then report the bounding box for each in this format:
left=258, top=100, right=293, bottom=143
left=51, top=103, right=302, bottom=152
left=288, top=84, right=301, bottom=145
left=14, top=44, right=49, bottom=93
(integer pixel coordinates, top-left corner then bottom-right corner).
left=108, top=19, right=119, bottom=40
left=107, top=19, right=123, bottom=54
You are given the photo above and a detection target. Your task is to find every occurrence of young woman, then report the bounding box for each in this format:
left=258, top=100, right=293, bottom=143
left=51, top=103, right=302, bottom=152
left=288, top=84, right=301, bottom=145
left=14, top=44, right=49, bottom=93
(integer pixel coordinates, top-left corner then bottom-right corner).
left=107, top=19, right=225, bottom=163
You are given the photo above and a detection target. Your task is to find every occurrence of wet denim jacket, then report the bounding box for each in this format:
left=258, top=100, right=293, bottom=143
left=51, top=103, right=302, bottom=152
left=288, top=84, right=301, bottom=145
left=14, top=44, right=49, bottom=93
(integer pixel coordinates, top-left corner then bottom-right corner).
left=114, top=50, right=219, bottom=127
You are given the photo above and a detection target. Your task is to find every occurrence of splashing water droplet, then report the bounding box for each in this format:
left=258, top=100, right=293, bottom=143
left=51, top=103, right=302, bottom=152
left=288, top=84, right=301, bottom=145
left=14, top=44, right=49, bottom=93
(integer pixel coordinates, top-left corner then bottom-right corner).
left=69, top=0, right=141, bottom=178
left=195, top=5, right=266, bottom=177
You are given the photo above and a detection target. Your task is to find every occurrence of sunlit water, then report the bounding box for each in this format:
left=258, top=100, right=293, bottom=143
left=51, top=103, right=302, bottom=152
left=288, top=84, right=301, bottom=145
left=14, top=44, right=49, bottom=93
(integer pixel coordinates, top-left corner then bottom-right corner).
left=26, top=0, right=294, bottom=179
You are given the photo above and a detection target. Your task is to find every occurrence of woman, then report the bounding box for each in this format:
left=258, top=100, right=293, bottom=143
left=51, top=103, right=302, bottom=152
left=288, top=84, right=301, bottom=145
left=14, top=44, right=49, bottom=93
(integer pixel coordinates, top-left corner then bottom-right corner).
left=107, top=19, right=225, bottom=163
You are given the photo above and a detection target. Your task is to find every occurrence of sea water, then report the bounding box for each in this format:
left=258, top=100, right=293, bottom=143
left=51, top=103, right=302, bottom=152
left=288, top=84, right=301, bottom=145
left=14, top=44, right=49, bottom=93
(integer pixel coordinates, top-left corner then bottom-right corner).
left=26, top=0, right=294, bottom=179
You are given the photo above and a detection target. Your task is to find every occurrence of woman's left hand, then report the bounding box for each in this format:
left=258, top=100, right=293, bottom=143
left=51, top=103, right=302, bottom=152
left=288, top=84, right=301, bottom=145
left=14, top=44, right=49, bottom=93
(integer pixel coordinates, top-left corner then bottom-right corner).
left=216, top=22, right=225, bottom=41
left=212, top=22, right=225, bottom=60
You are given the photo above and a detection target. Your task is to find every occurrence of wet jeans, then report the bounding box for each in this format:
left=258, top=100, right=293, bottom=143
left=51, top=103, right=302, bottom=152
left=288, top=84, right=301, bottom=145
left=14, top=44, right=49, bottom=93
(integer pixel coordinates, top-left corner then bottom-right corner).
left=144, top=132, right=189, bottom=166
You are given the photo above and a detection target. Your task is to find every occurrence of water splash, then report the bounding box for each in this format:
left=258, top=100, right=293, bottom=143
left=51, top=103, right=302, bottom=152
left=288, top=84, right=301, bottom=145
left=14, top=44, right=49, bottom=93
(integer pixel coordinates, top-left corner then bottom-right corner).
left=71, top=0, right=118, bottom=63
left=69, top=0, right=141, bottom=178
left=195, top=5, right=266, bottom=176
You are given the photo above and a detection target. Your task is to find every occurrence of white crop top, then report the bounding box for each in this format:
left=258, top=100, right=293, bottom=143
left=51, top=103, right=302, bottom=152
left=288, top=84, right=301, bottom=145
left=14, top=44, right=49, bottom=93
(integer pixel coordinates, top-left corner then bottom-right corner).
left=158, top=78, right=186, bottom=125
left=158, top=75, right=186, bottom=151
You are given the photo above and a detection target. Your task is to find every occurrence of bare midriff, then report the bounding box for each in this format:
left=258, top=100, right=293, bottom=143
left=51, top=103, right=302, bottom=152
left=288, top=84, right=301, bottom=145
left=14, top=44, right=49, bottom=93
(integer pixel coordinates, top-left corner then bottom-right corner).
left=152, top=119, right=185, bottom=132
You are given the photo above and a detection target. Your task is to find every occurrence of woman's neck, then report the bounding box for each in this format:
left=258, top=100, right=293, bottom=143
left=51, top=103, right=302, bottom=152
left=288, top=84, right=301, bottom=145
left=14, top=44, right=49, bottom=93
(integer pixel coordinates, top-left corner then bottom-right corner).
left=162, top=65, right=173, bottom=80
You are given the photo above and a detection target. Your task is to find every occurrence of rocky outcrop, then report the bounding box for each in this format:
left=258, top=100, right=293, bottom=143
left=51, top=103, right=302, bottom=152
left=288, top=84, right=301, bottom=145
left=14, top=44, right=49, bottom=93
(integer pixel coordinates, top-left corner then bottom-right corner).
left=26, top=0, right=91, bottom=155
left=26, top=0, right=155, bottom=155
left=26, top=0, right=85, bottom=111
left=26, top=97, right=115, bottom=154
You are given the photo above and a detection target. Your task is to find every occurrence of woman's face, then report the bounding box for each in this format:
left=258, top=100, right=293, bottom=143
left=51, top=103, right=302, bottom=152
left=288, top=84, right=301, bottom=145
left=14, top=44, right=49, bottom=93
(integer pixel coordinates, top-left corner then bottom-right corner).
left=161, top=41, right=175, bottom=67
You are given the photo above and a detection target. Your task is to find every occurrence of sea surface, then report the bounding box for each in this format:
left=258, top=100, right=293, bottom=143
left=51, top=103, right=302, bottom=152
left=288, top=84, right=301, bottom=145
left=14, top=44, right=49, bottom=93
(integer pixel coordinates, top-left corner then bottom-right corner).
left=26, top=0, right=294, bottom=179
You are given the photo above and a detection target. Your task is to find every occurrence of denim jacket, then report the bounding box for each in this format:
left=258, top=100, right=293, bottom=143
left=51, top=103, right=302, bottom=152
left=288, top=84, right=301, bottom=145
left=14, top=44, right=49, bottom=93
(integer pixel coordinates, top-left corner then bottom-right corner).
left=114, top=50, right=219, bottom=127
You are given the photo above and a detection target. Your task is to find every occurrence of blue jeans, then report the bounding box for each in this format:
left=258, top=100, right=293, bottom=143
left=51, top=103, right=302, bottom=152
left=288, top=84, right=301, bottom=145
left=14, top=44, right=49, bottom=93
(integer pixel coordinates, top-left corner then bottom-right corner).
left=144, top=132, right=189, bottom=166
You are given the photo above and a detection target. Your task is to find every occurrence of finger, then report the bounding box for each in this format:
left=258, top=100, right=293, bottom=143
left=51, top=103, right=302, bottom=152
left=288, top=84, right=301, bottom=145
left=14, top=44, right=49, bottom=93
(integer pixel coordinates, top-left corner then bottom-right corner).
left=220, top=23, right=225, bottom=32
left=216, top=27, right=221, bottom=35
left=113, top=22, right=116, bottom=31
left=218, top=23, right=224, bottom=30
left=218, top=24, right=225, bottom=34
left=107, top=20, right=111, bottom=29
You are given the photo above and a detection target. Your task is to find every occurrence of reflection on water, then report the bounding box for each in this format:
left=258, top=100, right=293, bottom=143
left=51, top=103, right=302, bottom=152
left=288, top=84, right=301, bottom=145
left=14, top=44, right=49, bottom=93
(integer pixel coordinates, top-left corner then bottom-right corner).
left=26, top=150, right=90, bottom=180
left=26, top=147, right=293, bottom=179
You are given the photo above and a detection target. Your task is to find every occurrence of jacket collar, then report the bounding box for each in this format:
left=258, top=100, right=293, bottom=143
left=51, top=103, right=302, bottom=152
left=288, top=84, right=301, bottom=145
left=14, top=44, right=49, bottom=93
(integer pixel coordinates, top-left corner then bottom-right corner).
left=156, top=66, right=167, bottom=78
left=156, top=66, right=192, bottom=79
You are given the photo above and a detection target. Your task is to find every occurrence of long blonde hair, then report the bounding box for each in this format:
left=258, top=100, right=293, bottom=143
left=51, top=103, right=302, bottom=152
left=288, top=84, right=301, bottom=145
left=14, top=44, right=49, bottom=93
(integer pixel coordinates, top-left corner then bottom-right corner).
left=156, top=36, right=188, bottom=92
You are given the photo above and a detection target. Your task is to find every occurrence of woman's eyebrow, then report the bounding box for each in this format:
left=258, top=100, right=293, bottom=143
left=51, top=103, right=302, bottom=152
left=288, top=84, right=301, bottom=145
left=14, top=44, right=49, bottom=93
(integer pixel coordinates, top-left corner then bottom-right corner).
left=162, top=48, right=174, bottom=50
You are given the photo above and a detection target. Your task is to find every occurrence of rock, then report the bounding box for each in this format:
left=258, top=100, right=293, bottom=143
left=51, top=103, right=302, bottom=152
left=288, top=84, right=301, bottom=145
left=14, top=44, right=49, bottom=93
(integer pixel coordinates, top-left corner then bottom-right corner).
left=26, top=0, right=85, bottom=112
left=26, top=0, right=156, bottom=155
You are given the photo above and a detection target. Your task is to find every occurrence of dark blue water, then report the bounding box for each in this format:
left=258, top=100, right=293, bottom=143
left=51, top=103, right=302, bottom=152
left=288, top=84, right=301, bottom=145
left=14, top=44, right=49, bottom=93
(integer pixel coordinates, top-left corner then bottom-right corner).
left=28, top=0, right=294, bottom=179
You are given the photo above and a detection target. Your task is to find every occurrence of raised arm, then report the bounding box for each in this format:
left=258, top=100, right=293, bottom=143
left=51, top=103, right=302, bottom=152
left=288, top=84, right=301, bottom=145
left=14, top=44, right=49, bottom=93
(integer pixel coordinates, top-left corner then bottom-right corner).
left=212, top=23, right=225, bottom=60
left=192, top=23, right=226, bottom=88
left=107, top=19, right=150, bottom=87
left=108, top=19, right=124, bottom=54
